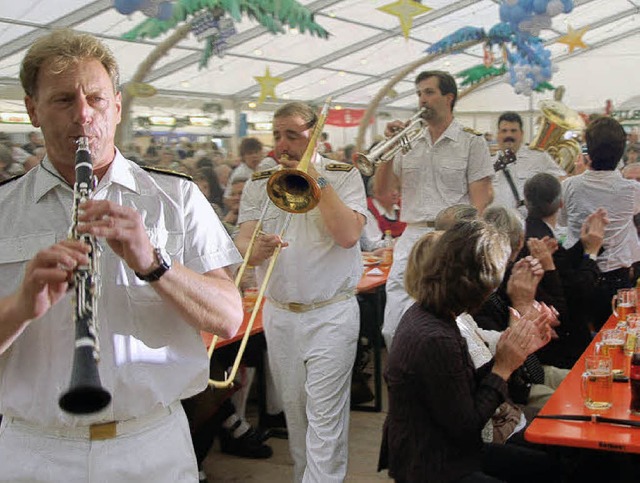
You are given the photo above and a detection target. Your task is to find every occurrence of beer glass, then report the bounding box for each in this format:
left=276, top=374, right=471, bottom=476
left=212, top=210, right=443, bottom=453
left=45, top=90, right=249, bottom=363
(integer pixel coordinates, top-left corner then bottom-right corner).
left=581, top=356, right=613, bottom=410
left=596, top=329, right=628, bottom=381
left=612, top=288, right=636, bottom=323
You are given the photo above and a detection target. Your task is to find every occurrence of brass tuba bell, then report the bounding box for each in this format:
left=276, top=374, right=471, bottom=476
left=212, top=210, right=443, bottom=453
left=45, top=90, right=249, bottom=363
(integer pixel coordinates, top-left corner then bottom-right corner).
left=529, top=99, right=585, bottom=175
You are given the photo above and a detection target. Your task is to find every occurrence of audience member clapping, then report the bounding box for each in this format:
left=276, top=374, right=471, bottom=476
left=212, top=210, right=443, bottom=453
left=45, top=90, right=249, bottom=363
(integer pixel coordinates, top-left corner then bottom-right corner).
left=379, top=220, right=562, bottom=482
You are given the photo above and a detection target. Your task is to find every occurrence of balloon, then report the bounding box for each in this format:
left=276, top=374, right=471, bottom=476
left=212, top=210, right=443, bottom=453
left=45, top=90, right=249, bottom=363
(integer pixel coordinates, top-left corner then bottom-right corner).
left=533, top=0, right=548, bottom=15
left=547, top=0, right=563, bottom=16
left=113, top=0, right=145, bottom=15
left=156, top=1, right=173, bottom=20
left=510, top=5, right=527, bottom=26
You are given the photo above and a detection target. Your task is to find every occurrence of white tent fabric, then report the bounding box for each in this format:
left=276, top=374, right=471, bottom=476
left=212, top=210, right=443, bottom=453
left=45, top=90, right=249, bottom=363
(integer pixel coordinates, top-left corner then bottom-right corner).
left=0, top=0, right=638, bottom=139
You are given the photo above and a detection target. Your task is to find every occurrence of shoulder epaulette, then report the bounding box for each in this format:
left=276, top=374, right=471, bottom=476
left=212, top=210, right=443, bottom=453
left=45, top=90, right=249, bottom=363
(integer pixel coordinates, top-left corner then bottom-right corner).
left=326, top=163, right=354, bottom=172
left=141, top=165, right=192, bottom=181
left=0, top=174, right=23, bottom=188
left=252, top=168, right=278, bottom=180
left=462, top=126, right=483, bottom=136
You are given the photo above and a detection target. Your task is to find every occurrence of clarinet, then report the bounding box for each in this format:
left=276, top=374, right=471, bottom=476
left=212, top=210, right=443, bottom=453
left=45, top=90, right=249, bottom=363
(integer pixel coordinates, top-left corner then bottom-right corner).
left=58, top=136, right=112, bottom=415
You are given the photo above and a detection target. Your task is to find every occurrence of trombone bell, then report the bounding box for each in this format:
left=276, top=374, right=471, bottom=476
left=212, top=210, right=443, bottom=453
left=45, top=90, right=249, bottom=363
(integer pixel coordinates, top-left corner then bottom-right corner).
left=267, top=168, right=322, bottom=214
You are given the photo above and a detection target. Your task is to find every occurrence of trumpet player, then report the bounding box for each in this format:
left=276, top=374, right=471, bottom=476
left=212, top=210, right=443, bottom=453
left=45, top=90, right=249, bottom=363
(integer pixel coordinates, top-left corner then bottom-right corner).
left=235, top=102, right=367, bottom=483
left=0, top=30, right=243, bottom=482
left=375, top=70, right=494, bottom=350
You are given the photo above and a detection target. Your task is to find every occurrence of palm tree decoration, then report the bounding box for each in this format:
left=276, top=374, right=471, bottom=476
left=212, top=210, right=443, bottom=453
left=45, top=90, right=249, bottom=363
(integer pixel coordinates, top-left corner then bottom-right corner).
left=115, top=0, right=329, bottom=145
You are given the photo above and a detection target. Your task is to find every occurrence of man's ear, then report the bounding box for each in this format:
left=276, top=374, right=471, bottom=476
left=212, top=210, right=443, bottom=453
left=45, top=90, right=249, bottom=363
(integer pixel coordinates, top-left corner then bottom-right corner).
left=24, top=96, right=40, bottom=128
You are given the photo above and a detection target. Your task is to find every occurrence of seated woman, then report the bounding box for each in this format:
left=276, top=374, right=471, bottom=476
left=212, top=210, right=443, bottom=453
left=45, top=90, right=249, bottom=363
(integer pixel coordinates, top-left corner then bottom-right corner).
left=379, top=220, right=562, bottom=483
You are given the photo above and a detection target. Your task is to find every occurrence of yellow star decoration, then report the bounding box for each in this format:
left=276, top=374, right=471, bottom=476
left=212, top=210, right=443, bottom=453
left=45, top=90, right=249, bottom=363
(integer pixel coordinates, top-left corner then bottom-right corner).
left=254, top=67, right=283, bottom=105
left=377, top=0, right=432, bottom=40
left=556, top=25, right=589, bottom=53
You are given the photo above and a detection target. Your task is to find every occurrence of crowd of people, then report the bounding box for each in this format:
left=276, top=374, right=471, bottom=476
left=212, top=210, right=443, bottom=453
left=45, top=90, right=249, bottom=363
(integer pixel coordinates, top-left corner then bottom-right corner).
left=1, top=28, right=640, bottom=483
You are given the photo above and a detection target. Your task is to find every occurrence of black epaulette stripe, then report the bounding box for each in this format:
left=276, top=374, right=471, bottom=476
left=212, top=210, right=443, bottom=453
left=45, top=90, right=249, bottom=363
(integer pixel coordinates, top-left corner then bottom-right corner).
left=141, top=165, right=193, bottom=181
left=0, top=174, right=23, bottom=188
left=462, top=127, right=483, bottom=136
left=326, top=163, right=354, bottom=172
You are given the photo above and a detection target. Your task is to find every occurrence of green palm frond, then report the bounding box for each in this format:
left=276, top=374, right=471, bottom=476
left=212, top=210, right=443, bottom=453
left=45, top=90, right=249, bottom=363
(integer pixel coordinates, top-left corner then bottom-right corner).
left=121, top=0, right=329, bottom=41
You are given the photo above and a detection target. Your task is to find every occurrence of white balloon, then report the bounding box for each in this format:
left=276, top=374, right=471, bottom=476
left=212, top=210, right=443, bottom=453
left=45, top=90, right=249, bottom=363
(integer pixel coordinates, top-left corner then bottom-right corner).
left=547, top=0, right=563, bottom=17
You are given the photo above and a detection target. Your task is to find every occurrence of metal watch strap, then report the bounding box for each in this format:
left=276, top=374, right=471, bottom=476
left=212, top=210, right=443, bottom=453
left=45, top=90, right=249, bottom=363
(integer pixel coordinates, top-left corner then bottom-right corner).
left=317, top=176, right=329, bottom=189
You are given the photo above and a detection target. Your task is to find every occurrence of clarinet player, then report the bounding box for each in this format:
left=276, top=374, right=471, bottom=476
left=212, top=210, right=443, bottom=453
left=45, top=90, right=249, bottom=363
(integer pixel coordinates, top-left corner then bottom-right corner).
left=0, top=29, right=243, bottom=482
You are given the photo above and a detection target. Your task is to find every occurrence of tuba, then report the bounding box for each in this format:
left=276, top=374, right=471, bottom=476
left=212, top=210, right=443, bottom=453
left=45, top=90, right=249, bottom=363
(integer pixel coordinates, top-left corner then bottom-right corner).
left=58, top=137, right=112, bottom=414
left=529, top=99, right=585, bottom=175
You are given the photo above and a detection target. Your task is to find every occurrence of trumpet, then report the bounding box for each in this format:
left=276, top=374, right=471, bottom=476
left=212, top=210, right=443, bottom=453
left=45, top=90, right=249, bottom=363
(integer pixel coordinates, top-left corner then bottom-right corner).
left=354, top=108, right=426, bottom=176
left=207, top=99, right=331, bottom=388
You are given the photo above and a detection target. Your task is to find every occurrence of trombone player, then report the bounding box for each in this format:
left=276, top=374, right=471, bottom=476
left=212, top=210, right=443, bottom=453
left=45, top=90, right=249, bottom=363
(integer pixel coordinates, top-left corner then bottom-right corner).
left=374, top=70, right=494, bottom=350
left=235, top=102, right=367, bottom=483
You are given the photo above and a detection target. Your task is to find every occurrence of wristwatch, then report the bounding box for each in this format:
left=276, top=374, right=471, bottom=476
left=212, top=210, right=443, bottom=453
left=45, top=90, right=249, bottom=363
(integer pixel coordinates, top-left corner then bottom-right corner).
left=135, top=247, right=172, bottom=282
left=316, top=176, right=329, bottom=189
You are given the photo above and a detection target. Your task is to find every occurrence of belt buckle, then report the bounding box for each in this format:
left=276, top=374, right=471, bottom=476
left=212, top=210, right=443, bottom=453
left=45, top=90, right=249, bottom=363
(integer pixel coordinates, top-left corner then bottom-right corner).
left=287, top=302, right=306, bottom=313
left=90, top=421, right=117, bottom=440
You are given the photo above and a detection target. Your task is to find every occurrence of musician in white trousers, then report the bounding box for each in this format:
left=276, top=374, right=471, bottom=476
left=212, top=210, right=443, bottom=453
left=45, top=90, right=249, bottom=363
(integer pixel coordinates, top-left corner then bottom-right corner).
left=0, top=30, right=243, bottom=482
left=235, top=102, right=366, bottom=482
left=375, top=70, right=494, bottom=349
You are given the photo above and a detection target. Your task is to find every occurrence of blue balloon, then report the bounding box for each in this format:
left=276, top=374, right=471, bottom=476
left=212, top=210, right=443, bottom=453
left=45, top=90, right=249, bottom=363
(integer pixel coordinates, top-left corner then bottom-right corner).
left=533, top=0, right=548, bottom=15
left=510, top=5, right=528, bottom=26
left=519, top=0, right=534, bottom=13
left=561, top=0, right=574, bottom=13
left=499, top=3, right=511, bottom=23
left=156, top=2, right=173, bottom=21
left=113, top=0, right=144, bottom=15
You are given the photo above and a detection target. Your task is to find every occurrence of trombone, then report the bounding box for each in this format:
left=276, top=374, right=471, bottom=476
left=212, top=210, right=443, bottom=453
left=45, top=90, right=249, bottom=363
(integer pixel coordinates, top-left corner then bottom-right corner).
left=207, top=98, right=332, bottom=388
left=354, top=108, right=426, bottom=176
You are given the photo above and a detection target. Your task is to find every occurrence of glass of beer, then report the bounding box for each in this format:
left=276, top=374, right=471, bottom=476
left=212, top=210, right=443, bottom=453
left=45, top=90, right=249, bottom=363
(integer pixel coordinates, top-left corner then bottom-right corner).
left=612, top=288, right=636, bottom=323
left=596, top=329, right=628, bottom=381
left=581, top=356, right=613, bottom=410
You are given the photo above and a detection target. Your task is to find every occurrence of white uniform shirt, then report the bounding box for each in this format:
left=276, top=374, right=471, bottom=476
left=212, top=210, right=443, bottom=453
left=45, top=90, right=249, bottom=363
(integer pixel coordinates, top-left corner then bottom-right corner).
left=0, top=151, right=242, bottom=426
left=393, top=119, right=494, bottom=223
left=238, top=155, right=367, bottom=305
left=560, top=169, right=640, bottom=272
left=224, top=162, right=254, bottom=198
left=492, top=147, right=566, bottom=214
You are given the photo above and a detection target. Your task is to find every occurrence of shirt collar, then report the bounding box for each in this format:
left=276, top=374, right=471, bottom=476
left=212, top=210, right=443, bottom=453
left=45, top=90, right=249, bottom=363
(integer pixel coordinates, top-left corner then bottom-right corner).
left=425, top=118, right=461, bottom=144
left=34, top=148, right=138, bottom=202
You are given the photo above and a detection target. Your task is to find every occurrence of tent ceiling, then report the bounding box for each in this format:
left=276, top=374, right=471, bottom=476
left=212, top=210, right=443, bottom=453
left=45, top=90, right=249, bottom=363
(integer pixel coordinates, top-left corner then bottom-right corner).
left=0, top=0, right=639, bottom=119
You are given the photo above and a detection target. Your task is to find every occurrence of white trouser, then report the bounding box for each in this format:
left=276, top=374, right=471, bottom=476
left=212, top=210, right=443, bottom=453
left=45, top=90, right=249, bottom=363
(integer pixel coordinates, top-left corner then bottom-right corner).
left=0, top=402, right=198, bottom=483
left=382, top=225, right=433, bottom=350
left=264, top=297, right=359, bottom=483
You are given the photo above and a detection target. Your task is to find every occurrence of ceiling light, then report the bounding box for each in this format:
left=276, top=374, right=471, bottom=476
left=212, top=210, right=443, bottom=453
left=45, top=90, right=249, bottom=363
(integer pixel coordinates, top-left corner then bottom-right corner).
left=328, top=11, right=336, bottom=18
left=335, top=105, right=343, bottom=110
left=282, top=94, right=290, bottom=99
left=319, top=79, right=327, bottom=85
left=254, top=49, right=263, bottom=56
left=444, top=61, right=451, bottom=67
left=289, top=27, right=298, bottom=34
left=360, top=59, right=368, bottom=65
left=180, top=81, right=190, bottom=88
left=338, top=71, right=346, bottom=77
left=248, top=102, right=257, bottom=108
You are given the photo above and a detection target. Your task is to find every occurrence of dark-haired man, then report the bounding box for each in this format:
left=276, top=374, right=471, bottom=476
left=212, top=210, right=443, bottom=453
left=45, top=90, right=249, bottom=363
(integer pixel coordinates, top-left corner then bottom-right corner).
left=375, top=70, right=494, bottom=348
left=560, top=117, right=640, bottom=328
left=492, top=111, right=565, bottom=215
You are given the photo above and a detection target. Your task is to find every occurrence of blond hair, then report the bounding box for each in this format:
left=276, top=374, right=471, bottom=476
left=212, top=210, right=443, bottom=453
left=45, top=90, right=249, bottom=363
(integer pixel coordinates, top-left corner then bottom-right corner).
left=20, top=29, right=120, bottom=98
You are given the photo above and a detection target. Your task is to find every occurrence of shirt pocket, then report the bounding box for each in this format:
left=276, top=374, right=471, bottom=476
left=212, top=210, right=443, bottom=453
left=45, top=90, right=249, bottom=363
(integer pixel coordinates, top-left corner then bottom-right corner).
left=437, top=157, right=467, bottom=203
left=0, top=233, right=57, bottom=296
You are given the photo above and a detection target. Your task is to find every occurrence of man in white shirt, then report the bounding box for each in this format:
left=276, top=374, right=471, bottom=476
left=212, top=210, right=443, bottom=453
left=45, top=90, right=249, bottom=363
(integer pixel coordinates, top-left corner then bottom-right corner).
left=560, top=117, right=640, bottom=329
left=235, top=102, right=366, bottom=483
left=0, top=29, right=243, bottom=482
left=492, top=111, right=565, bottom=216
left=374, top=70, right=494, bottom=348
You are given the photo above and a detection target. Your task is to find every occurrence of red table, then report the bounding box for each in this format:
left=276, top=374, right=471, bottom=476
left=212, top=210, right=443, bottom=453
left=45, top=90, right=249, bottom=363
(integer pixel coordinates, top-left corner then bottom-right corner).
left=525, top=315, right=640, bottom=454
